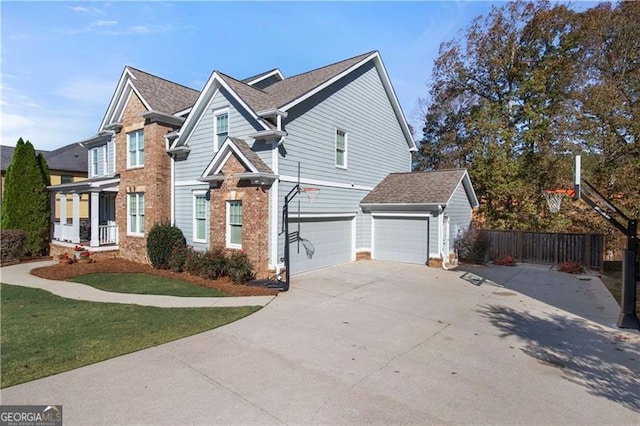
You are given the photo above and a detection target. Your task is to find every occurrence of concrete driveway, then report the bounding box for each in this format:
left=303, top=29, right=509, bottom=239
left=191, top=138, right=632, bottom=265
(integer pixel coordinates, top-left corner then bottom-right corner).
left=2, top=260, right=639, bottom=424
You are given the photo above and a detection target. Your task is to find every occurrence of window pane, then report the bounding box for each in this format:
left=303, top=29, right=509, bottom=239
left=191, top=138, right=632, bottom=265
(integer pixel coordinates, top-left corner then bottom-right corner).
left=336, top=150, right=344, bottom=166
left=196, top=219, right=206, bottom=240
left=230, top=224, right=242, bottom=245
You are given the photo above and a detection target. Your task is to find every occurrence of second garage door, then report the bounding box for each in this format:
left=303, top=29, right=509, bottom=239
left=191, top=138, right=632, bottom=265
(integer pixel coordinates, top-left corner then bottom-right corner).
left=373, top=216, right=429, bottom=264
left=289, top=217, right=354, bottom=274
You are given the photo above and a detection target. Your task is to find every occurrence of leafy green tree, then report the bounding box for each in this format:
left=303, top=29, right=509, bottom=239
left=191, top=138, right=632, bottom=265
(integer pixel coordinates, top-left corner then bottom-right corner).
left=1, top=138, right=52, bottom=256
left=416, top=1, right=638, bottom=244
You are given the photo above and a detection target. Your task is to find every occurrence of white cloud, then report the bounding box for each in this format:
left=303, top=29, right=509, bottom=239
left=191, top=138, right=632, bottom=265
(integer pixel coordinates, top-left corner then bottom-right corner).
left=51, top=78, right=114, bottom=106
left=92, top=20, right=118, bottom=27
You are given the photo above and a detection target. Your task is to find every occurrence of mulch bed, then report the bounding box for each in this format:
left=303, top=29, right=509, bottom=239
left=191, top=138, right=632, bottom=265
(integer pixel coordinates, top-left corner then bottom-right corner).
left=31, top=259, right=279, bottom=297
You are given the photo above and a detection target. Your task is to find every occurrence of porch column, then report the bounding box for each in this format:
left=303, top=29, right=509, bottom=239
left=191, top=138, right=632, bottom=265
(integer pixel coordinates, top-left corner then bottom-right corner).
left=90, top=191, right=100, bottom=247
left=60, top=193, right=67, bottom=225
left=71, top=193, right=80, bottom=244
left=50, top=192, right=56, bottom=239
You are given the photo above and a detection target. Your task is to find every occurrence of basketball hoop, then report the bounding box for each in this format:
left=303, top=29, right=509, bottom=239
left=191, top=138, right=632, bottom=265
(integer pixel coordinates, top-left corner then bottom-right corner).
left=301, top=187, right=320, bottom=203
left=542, top=189, right=575, bottom=213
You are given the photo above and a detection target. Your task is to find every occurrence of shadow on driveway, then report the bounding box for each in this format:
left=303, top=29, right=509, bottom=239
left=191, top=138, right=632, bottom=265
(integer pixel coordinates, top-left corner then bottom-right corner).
left=457, top=263, right=620, bottom=327
left=478, top=304, right=640, bottom=413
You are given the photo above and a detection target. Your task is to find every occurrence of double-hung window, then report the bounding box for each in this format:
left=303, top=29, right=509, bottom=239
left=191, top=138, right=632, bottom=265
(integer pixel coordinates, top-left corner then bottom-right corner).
left=127, top=129, right=144, bottom=168
left=193, top=192, right=208, bottom=243
left=90, top=148, right=99, bottom=177
left=214, top=110, right=229, bottom=151
left=226, top=200, right=242, bottom=249
left=335, top=129, right=347, bottom=168
left=127, top=193, right=145, bottom=236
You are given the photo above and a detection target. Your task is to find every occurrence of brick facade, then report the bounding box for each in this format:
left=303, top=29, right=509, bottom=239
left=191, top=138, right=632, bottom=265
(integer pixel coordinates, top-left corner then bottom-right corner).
left=208, top=153, right=270, bottom=278
left=114, top=93, right=174, bottom=263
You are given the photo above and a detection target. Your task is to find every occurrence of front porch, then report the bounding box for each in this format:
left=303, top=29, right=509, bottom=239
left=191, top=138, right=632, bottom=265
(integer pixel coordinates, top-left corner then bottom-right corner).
left=48, top=176, right=120, bottom=249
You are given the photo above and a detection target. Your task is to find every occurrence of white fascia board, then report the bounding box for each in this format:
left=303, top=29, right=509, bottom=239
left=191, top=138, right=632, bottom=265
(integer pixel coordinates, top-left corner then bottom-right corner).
left=201, top=138, right=259, bottom=178
left=279, top=175, right=373, bottom=191
left=141, top=110, right=185, bottom=127
left=246, top=69, right=284, bottom=86
left=279, top=52, right=377, bottom=112
left=257, top=108, right=288, bottom=118
left=175, top=107, right=192, bottom=117
left=371, top=212, right=432, bottom=218
left=444, top=171, right=479, bottom=208
left=172, top=72, right=270, bottom=150
left=78, top=131, right=113, bottom=148
left=361, top=203, right=443, bottom=212
left=372, top=52, right=417, bottom=152
left=249, top=129, right=286, bottom=139
left=171, top=71, right=220, bottom=150
left=108, top=79, right=152, bottom=130
left=286, top=212, right=357, bottom=219
left=175, top=180, right=208, bottom=187
left=99, top=68, right=134, bottom=131
left=216, top=74, right=270, bottom=131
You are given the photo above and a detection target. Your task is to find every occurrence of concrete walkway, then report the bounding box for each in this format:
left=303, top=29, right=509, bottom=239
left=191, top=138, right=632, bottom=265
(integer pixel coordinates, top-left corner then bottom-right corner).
left=2, top=260, right=639, bottom=424
left=0, top=261, right=275, bottom=307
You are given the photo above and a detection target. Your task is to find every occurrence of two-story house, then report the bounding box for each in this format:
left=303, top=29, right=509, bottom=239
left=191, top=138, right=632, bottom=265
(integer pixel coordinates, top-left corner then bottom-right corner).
left=49, top=68, right=198, bottom=262
left=49, top=51, right=478, bottom=273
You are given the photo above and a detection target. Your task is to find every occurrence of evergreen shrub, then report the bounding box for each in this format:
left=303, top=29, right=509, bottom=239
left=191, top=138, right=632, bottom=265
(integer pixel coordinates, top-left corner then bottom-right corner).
left=146, top=222, right=185, bottom=269
left=0, top=229, right=26, bottom=262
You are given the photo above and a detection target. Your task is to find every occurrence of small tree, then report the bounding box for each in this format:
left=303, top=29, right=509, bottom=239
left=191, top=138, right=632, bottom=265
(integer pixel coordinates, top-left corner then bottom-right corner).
left=1, top=138, right=51, bottom=256
left=146, top=222, right=186, bottom=269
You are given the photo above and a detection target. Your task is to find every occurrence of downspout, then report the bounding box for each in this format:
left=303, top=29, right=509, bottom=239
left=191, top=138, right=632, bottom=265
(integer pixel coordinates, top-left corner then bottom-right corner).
left=165, top=135, right=175, bottom=225
left=438, top=204, right=448, bottom=270
left=271, top=116, right=283, bottom=277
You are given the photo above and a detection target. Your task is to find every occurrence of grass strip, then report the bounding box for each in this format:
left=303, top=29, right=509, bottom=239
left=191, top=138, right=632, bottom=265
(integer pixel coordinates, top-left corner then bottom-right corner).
left=70, top=273, right=230, bottom=297
left=1, top=283, right=259, bottom=388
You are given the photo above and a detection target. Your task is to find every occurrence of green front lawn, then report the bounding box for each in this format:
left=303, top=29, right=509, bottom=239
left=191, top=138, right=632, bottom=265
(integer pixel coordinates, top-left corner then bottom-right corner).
left=70, top=273, right=230, bottom=297
left=0, top=283, right=260, bottom=388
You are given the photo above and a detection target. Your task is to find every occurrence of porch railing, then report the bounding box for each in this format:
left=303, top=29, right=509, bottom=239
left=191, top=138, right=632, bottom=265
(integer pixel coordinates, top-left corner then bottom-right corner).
left=53, top=222, right=79, bottom=243
left=99, top=223, right=118, bottom=245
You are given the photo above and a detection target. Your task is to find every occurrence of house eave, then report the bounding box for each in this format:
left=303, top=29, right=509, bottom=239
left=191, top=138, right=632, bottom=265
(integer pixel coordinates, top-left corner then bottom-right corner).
left=234, top=172, right=278, bottom=185
left=360, top=202, right=444, bottom=212
left=79, top=131, right=114, bottom=148
left=249, top=129, right=287, bottom=140
left=141, top=110, right=185, bottom=126
left=257, top=108, right=288, bottom=118
left=104, top=122, right=123, bottom=132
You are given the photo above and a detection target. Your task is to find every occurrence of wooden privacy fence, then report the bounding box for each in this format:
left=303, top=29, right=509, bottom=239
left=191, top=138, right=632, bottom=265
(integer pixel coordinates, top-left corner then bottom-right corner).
left=479, top=230, right=604, bottom=271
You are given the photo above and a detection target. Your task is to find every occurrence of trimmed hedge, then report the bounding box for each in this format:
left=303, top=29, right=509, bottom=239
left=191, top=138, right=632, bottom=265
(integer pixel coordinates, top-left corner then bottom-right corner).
left=146, top=222, right=186, bottom=269
left=1, top=229, right=26, bottom=262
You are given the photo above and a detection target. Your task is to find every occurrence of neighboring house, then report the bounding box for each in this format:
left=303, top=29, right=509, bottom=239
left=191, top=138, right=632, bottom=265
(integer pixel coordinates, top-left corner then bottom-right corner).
left=361, top=170, right=479, bottom=267
left=48, top=51, right=477, bottom=275
left=1, top=143, right=88, bottom=224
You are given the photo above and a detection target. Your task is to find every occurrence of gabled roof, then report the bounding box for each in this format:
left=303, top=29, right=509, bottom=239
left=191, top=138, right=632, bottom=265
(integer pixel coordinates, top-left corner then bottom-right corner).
left=173, top=51, right=416, bottom=151
left=100, top=66, right=199, bottom=130
left=127, top=67, right=200, bottom=114
left=1, top=143, right=87, bottom=174
left=361, top=169, right=479, bottom=207
left=201, top=137, right=273, bottom=178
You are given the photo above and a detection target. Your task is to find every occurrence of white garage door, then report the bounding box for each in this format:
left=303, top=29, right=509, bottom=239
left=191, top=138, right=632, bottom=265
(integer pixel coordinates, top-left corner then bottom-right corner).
left=373, top=216, right=429, bottom=264
left=289, top=217, right=353, bottom=274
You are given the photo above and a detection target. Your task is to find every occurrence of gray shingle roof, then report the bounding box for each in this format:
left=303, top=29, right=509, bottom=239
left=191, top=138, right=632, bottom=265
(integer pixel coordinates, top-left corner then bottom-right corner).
left=127, top=67, right=200, bottom=114
left=45, top=143, right=88, bottom=173
left=361, top=170, right=468, bottom=205
left=228, top=137, right=273, bottom=174
left=1, top=143, right=86, bottom=173
left=218, top=51, right=375, bottom=114
left=264, top=51, right=374, bottom=109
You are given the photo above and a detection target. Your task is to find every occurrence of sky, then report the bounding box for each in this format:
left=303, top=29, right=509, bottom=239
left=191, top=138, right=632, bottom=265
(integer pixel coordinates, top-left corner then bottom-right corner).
left=1, top=1, right=595, bottom=151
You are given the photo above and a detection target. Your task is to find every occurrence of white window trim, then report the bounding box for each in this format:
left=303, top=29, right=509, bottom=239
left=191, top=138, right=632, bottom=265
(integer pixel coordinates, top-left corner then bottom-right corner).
left=335, top=128, right=347, bottom=169
left=226, top=200, right=242, bottom=249
left=127, top=129, right=145, bottom=169
left=127, top=192, right=145, bottom=237
left=193, top=190, right=208, bottom=243
left=90, top=148, right=99, bottom=177
left=102, top=145, right=108, bottom=175
left=213, top=108, right=229, bottom=152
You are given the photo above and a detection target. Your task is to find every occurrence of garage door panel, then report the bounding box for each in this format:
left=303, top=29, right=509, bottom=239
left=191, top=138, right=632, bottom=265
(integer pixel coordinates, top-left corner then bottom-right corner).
left=289, top=218, right=353, bottom=274
left=373, top=217, right=429, bottom=264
